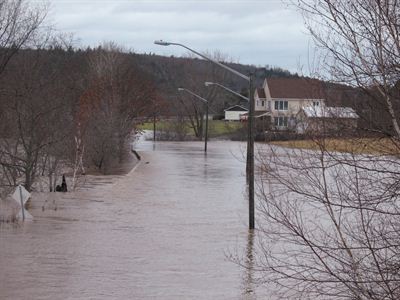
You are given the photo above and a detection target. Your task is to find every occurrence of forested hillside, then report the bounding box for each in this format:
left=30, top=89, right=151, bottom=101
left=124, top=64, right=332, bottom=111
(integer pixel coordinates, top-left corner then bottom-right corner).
left=0, top=39, right=296, bottom=195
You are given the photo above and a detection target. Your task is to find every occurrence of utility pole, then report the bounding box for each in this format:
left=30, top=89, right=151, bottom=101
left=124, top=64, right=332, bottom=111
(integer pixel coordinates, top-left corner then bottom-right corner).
left=204, top=101, right=209, bottom=153
left=155, top=40, right=255, bottom=229
left=248, top=73, right=255, bottom=229
left=153, top=113, right=156, bottom=142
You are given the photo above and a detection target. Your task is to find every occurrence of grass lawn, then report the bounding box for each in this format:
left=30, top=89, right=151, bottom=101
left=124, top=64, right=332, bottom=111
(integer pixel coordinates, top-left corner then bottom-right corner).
left=137, top=120, right=244, bottom=138
left=208, top=120, right=243, bottom=136
left=138, top=121, right=178, bottom=131
left=270, top=137, right=400, bottom=155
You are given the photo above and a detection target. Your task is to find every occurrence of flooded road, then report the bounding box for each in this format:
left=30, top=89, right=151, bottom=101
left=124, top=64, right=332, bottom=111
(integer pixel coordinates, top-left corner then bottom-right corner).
left=0, top=137, right=258, bottom=299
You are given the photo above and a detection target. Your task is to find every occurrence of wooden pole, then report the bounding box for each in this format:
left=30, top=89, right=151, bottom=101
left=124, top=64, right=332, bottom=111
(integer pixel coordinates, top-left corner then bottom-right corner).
left=153, top=114, right=156, bottom=142
left=204, top=103, right=209, bottom=152
left=19, top=185, right=25, bottom=221
left=248, top=74, right=255, bottom=229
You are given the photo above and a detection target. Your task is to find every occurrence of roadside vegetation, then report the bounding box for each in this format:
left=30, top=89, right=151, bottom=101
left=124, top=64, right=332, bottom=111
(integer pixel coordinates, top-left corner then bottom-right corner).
left=0, top=1, right=292, bottom=197
left=270, top=136, right=400, bottom=155
left=0, top=1, right=163, bottom=196
left=3, top=1, right=400, bottom=299
left=138, top=120, right=244, bottom=139
left=252, top=1, right=400, bottom=299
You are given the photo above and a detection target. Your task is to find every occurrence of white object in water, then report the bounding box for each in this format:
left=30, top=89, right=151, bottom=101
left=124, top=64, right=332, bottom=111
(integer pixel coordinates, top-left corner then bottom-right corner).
left=12, top=185, right=33, bottom=221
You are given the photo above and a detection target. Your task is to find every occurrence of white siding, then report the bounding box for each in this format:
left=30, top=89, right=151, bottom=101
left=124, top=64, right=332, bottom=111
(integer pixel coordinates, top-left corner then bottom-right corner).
left=225, top=110, right=245, bottom=121
left=255, top=98, right=267, bottom=111
left=271, top=98, right=326, bottom=118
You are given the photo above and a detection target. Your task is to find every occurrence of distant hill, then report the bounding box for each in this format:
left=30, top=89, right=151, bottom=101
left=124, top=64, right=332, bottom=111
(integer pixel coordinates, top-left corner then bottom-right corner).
left=4, top=47, right=299, bottom=117
left=133, top=52, right=297, bottom=92
left=129, top=52, right=298, bottom=115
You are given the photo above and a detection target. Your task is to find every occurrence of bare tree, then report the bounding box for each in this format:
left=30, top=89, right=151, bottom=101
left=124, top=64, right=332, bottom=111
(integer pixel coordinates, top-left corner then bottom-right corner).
left=155, top=51, right=234, bottom=140
left=0, top=0, right=48, bottom=153
left=178, top=51, right=233, bottom=139
left=249, top=1, right=400, bottom=298
left=296, top=0, right=400, bottom=137
left=254, top=135, right=400, bottom=299
left=0, top=0, right=48, bottom=76
left=0, top=38, right=76, bottom=192
left=79, top=43, right=158, bottom=173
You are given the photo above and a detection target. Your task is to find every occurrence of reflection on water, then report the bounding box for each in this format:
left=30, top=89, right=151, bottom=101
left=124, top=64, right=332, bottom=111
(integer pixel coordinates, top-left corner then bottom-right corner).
left=242, top=230, right=256, bottom=299
left=0, top=138, right=259, bottom=299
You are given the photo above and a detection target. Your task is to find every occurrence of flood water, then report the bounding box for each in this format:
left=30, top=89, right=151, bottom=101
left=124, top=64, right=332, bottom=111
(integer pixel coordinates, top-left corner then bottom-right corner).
left=0, top=136, right=260, bottom=299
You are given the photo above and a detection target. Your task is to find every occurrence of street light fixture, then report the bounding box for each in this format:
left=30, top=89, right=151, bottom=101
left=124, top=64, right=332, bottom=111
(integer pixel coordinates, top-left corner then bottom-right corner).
left=205, top=81, right=249, bottom=102
left=155, top=40, right=255, bottom=230
left=178, top=88, right=209, bottom=153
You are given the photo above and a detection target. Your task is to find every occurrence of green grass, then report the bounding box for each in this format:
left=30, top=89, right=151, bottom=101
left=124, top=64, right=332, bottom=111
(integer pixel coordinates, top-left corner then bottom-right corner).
left=208, top=120, right=243, bottom=137
left=138, top=121, right=176, bottom=131
left=137, top=120, right=244, bottom=137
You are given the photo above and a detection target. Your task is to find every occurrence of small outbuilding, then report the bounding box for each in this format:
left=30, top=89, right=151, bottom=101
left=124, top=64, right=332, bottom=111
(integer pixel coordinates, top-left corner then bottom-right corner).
left=224, top=105, right=248, bottom=121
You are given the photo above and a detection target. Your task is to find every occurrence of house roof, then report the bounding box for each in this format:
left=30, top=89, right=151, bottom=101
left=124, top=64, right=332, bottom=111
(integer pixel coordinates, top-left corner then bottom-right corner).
left=224, top=105, right=248, bottom=112
left=256, top=88, right=266, bottom=98
left=302, top=106, right=359, bottom=119
left=267, top=78, right=326, bottom=99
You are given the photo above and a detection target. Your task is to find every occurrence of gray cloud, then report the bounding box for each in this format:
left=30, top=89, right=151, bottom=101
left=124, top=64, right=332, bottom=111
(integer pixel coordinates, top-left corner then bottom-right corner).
left=47, top=0, right=311, bottom=72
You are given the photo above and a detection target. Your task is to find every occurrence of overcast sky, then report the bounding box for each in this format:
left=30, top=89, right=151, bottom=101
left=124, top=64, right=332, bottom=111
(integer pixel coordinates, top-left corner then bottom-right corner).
left=47, top=0, right=312, bottom=73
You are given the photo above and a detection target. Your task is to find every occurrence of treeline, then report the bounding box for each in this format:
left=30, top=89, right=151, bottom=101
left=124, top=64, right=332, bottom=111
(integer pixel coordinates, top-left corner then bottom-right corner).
left=0, top=42, right=162, bottom=195
left=0, top=0, right=163, bottom=194
left=135, top=52, right=295, bottom=95
left=1, top=37, right=392, bottom=196
left=0, top=0, right=297, bottom=195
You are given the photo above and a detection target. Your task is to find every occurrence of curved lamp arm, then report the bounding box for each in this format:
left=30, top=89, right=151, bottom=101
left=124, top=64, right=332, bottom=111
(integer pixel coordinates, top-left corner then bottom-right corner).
left=204, top=81, right=249, bottom=102
left=178, top=87, right=208, bottom=103
left=155, top=40, right=250, bottom=82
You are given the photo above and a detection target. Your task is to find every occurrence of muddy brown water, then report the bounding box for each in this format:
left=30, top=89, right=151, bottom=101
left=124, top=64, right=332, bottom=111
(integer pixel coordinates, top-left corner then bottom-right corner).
left=0, top=137, right=259, bottom=299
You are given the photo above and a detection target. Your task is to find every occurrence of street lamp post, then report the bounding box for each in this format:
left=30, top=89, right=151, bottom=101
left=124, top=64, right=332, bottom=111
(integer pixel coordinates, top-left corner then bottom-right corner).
left=155, top=40, right=255, bottom=230
left=205, top=81, right=251, bottom=181
left=153, top=113, right=156, bottom=142
left=178, top=88, right=209, bottom=153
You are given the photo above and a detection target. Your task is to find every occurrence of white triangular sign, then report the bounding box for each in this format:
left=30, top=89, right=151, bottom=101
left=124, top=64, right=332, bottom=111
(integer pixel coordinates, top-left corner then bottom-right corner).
left=16, top=209, right=33, bottom=221
left=12, top=185, right=31, bottom=206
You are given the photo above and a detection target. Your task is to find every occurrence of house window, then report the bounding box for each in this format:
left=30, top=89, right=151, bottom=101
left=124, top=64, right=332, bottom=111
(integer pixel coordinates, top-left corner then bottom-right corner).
left=313, top=101, right=320, bottom=106
left=261, top=100, right=265, bottom=107
left=274, top=116, right=288, bottom=127
left=274, top=100, right=288, bottom=111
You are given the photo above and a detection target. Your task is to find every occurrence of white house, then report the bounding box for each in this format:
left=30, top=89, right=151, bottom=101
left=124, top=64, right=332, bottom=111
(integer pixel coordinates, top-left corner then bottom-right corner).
left=255, top=78, right=327, bottom=130
left=224, top=105, right=248, bottom=121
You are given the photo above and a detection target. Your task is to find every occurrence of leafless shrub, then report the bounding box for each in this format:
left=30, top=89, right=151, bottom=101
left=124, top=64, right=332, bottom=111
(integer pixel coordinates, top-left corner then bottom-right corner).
left=251, top=1, right=400, bottom=297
